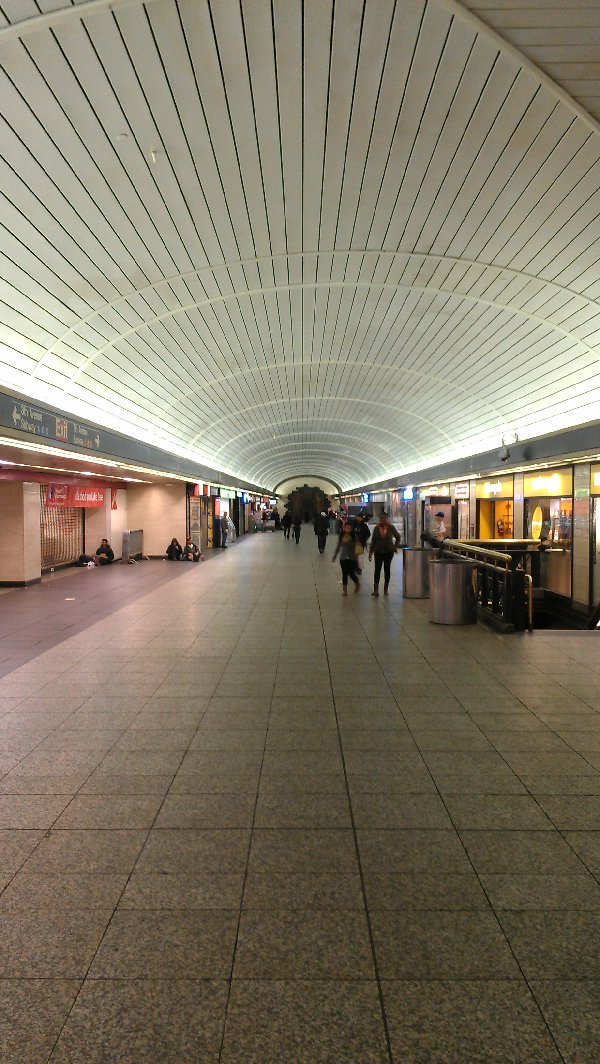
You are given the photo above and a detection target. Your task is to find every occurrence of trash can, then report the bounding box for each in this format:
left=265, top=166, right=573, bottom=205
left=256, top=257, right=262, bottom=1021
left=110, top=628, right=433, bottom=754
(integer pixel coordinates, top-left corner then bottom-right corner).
left=402, top=547, right=430, bottom=598
left=429, top=556, right=477, bottom=625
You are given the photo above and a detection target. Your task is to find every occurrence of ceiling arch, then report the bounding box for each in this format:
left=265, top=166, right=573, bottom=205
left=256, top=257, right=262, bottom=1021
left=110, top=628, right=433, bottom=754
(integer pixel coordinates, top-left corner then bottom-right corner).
left=0, top=0, right=599, bottom=490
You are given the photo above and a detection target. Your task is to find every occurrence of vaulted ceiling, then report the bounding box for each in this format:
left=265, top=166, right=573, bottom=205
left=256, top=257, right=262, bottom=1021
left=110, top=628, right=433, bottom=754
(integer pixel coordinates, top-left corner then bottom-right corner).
left=1, top=0, right=599, bottom=491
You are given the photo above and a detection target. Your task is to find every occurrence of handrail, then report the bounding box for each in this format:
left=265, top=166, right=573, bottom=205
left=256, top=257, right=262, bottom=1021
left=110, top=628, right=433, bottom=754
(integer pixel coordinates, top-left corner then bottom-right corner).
left=440, top=538, right=532, bottom=631
left=442, top=539, right=512, bottom=567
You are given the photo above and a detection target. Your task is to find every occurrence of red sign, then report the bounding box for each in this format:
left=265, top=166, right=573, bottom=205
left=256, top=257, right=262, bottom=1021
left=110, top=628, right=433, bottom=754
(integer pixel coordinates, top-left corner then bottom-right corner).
left=45, top=484, right=105, bottom=508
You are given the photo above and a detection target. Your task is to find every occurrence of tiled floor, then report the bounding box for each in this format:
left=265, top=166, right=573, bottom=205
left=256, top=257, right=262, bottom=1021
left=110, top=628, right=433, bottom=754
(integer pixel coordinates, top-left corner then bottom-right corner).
left=0, top=533, right=599, bottom=1061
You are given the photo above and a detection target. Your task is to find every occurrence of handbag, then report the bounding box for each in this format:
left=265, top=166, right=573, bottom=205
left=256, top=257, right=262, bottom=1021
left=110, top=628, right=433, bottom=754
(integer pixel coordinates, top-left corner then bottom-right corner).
left=355, top=543, right=364, bottom=556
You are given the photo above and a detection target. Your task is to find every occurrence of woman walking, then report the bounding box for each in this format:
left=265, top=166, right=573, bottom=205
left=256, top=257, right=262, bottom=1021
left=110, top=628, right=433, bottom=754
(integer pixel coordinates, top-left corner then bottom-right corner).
left=332, top=520, right=361, bottom=595
left=368, top=512, right=401, bottom=596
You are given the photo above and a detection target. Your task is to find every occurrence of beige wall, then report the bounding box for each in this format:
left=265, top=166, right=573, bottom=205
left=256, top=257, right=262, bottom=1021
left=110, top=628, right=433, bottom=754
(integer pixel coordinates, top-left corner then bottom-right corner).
left=0, top=481, right=41, bottom=584
left=110, top=489, right=129, bottom=559
left=126, top=483, right=187, bottom=557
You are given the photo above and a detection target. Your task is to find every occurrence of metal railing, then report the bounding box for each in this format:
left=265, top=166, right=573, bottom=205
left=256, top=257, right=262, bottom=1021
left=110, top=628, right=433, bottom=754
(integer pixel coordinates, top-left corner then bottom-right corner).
left=441, top=540, right=533, bottom=631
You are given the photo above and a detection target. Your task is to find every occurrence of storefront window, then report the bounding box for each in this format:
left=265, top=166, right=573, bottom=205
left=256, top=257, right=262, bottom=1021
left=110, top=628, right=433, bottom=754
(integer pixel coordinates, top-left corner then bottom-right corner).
left=525, top=497, right=572, bottom=548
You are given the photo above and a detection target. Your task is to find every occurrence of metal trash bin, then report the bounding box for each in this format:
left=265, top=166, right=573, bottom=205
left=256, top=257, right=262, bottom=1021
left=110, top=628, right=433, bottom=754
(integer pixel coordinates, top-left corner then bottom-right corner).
left=402, top=547, right=430, bottom=598
left=429, top=556, right=477, bottom=625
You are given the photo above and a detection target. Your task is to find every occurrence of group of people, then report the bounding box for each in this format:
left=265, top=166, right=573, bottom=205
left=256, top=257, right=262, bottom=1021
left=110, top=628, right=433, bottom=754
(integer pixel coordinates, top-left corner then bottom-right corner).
left=166, top=536, right=204, bottom=562
left=332, top=511, right=401, bottom=596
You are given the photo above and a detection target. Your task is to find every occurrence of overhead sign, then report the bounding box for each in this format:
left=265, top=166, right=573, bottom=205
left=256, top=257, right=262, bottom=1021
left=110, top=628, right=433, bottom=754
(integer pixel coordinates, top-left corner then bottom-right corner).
left=454, top=483, right=469, bottom=499
left=3, top=397, right=104, bottom=451
left=476, top=476, right=513, bottom=499
left=402, top=487, right=414, bottom=501
left=44, top=484, right=105, bottom=507
left=524, top=468, right=572, bottom=497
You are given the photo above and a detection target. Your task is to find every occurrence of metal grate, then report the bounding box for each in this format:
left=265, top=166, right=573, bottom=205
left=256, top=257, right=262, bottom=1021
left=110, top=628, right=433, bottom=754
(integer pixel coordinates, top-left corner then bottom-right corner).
left=40, top=486, right=84, bottom=571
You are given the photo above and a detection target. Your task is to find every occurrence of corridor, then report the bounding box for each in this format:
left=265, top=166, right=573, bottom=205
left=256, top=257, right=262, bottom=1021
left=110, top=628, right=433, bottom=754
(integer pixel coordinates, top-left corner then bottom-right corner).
left=0, top=532, right=599, bottom=1062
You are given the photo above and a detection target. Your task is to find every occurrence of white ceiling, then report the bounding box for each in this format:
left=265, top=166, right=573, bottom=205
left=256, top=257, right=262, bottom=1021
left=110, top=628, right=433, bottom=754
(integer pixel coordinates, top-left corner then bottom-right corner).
left=1, top=0, right=599, bottom=491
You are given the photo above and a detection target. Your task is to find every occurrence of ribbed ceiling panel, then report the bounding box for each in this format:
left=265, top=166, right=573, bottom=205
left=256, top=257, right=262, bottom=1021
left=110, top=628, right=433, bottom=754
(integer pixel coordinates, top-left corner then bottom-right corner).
left=0, top=0, right=599, bottom=490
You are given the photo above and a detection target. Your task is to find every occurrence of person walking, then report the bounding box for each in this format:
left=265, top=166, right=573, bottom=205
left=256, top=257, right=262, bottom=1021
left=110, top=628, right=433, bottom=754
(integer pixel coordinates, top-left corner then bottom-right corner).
left=354, top=512, right=371, bottom=573
left=282, top=510, right=292, bottom=540
left=368, top=512, right=401, bottom=596
left=314, top=511, right=329, bottom=554
left=332, top=520, right=361, bottom=595
left=292, top=514, right=302, bottom=544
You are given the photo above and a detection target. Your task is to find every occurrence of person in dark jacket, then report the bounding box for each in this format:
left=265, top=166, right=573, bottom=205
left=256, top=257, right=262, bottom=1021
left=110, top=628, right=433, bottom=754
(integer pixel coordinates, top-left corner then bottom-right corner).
left=166, top=538, right=182, bottom=561
left=332, top=520, right=360, bottom=595
left=282, top=511, right=292, bottom=540
left=94, top=539, right=114, bottom=566
left=292, top=515, right=302, bottom=544
left=314, top=511, right=329, bottom=554
left=182, top=536, right=203, bottom=562
left=368, top=512, right=401, bottom=596
left=354, top=512, right=371, bottom=573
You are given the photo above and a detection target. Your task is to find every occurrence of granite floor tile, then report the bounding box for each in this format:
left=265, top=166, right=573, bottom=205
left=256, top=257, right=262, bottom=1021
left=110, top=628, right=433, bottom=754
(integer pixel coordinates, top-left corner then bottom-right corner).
left=562, top=830, right=600, bottom=872
left=264, top=728, right=341, bottom=751
left=49, top=978, right=228, bottom=1064
left=155, top=793, right=256, bottom=829
left=0, top=795, right=72, bottom=828
left=53, top=795, right=163, bottom=829
left=525, top=775, right=600, bottom=796
left=499, top=911, right=600, bottom=978
left=460, top=829, right=587, bottom=874
left=0, top=873, right=127, bottom=911
left=536, top=795, right=600, bottom=830
left=258, top=771, right=348, bottom=795
left=79, top=773, right=172, bottom=795
left=0, top=978, right=81, bottom=1064
left=261, top=750, right=343, bottom=774
left=22, top=830, right=146, bottom=874
left=188, top=728, right=267, bottom=752
left=351, top=793, right=452, bottom=829
left=234, top=909, right=374, bottom=978
left=248, top=829, right=358, bottom=874
left=347, top=769, right=437, bottom=794
left=242, top=871, right=364, bottom=910
left=221, top=980, right=388, bottom=1063
left=135, top=828, right=251, bottom=875
left=119, top=872, right=245, bottom=910
left=93, top=751, right=184, bottom=776
left=357, top=829, right=472, bottom=874
left=254, top=793, right=351, bottom=829
left=444, top=795, right=553, bottom=830
left=89, top=910, right=238, bottom=978
left=0, top=773, right=91, bottom=796
left=382, top=979, right=562, bottom=1064
left=169, top=769, right=260, bottom=794
left=0, top=909, right=111, bottom=977
left=531, top=980, right=600, bottom=1064
left=363, top=871, right=489, bottom=910
left=434, top=770, right=528, bottom=795
left=372, top=910, right=520, bottom=979
left=481, top=873, right=600, bottom=911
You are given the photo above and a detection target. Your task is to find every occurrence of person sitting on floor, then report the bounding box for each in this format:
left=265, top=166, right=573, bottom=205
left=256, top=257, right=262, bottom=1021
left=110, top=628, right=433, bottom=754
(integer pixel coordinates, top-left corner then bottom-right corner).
left=182, top=536, right=204, bottom=562
left=166, top=538, right=183, bottom=561
left=94, top=539, right=114, bottom=566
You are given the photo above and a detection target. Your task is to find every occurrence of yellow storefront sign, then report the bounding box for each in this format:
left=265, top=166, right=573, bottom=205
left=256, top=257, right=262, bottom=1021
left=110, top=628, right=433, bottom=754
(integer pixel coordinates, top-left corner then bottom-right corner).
left=475, top=476, right=513, bottom=499
left=523, top=468, right=572, bottom=497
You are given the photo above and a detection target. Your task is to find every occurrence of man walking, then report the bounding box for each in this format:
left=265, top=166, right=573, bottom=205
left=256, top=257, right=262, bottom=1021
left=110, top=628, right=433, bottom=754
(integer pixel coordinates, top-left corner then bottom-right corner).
left=314, top=511, right=329, bottom=554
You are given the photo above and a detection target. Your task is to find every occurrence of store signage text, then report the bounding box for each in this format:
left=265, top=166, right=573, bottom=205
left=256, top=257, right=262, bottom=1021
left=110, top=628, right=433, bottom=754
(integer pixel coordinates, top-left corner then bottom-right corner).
left=454, top=483, right=469, bottom=499
left=45, top=484, right=106, bottom=507
left=7, top=400, right=103, bottom=450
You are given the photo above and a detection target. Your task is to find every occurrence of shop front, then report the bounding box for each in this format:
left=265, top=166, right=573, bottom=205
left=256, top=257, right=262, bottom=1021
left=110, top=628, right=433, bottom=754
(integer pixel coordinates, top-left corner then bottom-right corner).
left=589, top=465, right=600, bottom=604
left=453, top=482, right=471, bottom=540
left=476, top=476, right=514, bottom=540
left=524, top=468, right=573, bottom=599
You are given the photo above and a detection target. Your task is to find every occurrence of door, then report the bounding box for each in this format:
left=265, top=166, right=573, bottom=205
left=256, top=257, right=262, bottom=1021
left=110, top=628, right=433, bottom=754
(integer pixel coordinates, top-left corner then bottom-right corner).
left=592, top=499, right=600, bottom=604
